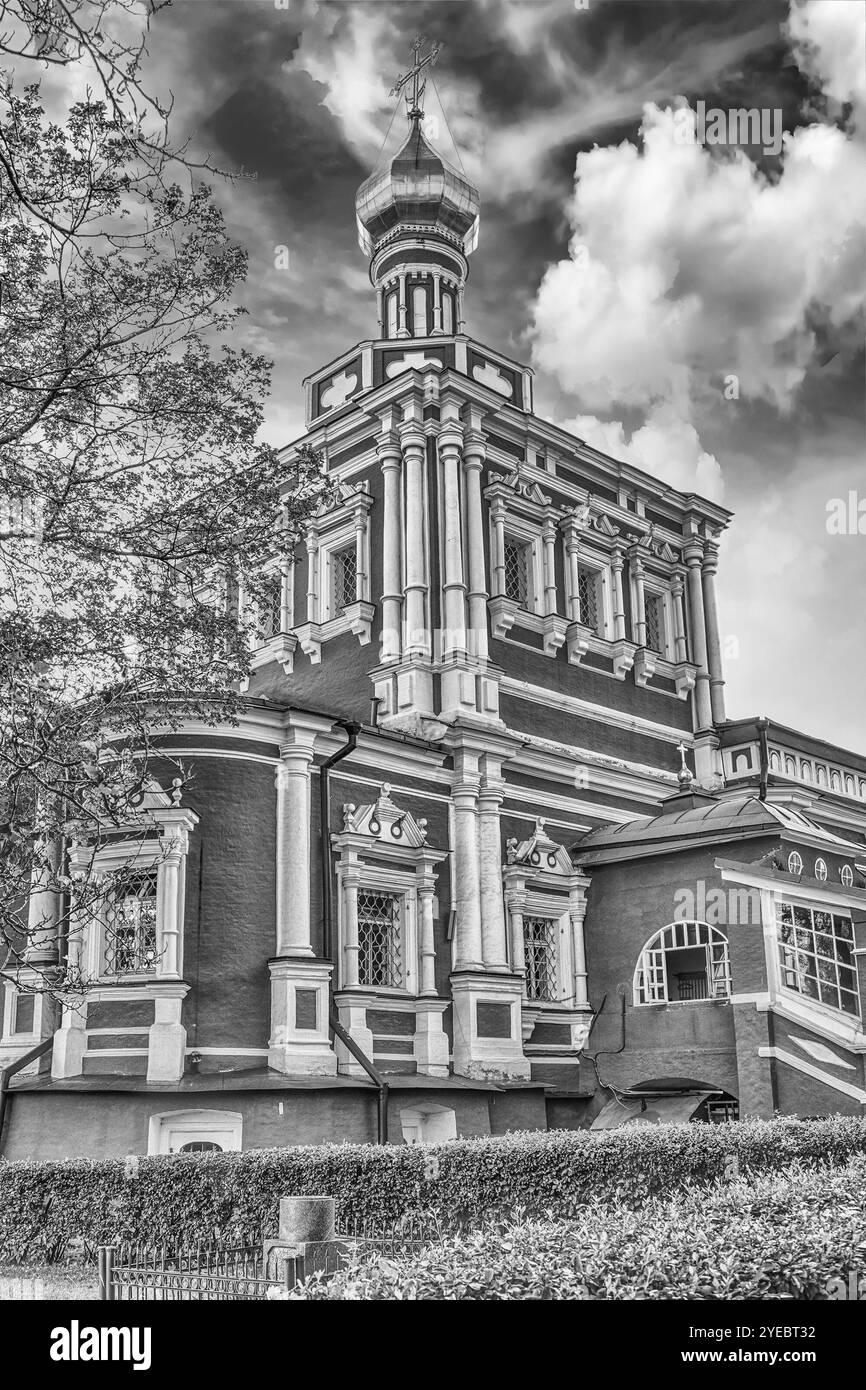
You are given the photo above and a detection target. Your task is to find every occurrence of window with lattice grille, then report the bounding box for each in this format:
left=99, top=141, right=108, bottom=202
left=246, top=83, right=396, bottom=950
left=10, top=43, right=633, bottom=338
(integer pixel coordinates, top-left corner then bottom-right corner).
left=645, top=591, right=666, bottom=655
left=104, top=872, right=158, bottom=976
left=503, top=536, right=530, bottom=608
left=357, top=891, right=403, bottom=988
left=577, top=565, right=601, bottom=634
left=523, top=915, right=559, bottom=1002
left=255, top=573, right=282, bottom=644
left=332, top=545, right=357, bottom=614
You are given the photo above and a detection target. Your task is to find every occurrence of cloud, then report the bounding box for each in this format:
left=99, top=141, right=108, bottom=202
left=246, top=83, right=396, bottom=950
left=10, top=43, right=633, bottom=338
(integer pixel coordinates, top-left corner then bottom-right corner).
left=786, top=0, right=866, bottom=114
left=563, top=404, right=724, bottom=501
left=528, top=0, right=866, bottom=500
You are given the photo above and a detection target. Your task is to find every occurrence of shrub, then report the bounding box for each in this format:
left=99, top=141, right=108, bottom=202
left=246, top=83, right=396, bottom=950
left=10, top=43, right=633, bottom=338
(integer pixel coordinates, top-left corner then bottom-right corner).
left=293, top=1159, right=866, bottom=1300
left=1, top=1115, right=866, bottom=1265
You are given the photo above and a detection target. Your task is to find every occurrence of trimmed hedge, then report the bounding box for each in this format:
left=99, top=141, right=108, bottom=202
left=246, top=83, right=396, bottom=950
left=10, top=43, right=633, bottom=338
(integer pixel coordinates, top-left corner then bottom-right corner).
left=2, top=1115, right=866, bottom=1265
left=294, top=1159, right=866, bottom=1300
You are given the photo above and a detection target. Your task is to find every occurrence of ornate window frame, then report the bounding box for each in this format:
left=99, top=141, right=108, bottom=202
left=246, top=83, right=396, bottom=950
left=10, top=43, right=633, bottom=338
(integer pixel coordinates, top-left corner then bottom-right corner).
left=486, top=473, right=567, bottom=657
left=559, top=504, right=635, bottom=678
left=295, top=481, right=375, bottom=663
left=331, top=785, right=446, bottom=998
left=71, top=794, right=197, bottom=988
left=503, top=818, right=592, bottom=1050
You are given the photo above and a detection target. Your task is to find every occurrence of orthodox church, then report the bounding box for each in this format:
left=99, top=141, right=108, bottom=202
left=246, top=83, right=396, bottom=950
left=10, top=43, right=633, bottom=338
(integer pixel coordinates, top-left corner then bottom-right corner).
left=2, top=61, right=865, bottom=1158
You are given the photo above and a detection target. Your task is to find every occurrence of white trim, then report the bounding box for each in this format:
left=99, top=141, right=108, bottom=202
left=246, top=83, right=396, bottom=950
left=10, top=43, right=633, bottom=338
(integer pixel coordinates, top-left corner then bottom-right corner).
left=147, top=1108, right=244, bottom=1156
left=757, top=1046, right=866, bottom=1103
left=87, top=1027, right=150, bottom=1036
left=499, top=675, right=693, bottom=743
left=83, top=1048, right=148, bottom=1057
left=184, top=1047, right=269, bottom=1056
left=718, top=862, right=866, bottom=912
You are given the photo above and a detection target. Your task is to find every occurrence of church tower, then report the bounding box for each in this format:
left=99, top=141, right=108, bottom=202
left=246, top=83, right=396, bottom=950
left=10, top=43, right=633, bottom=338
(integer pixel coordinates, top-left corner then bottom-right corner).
left=355, top=40, right=479, bottom=343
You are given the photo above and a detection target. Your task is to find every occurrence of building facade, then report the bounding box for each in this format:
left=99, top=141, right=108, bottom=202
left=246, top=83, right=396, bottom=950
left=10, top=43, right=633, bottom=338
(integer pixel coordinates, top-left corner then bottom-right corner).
left=2, top=94, right=865, bottom=1159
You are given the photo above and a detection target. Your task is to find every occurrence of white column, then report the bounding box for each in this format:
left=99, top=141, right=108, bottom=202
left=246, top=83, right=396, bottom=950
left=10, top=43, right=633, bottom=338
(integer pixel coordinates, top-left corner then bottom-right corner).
left=440, top=430, right=467, bottom=658
left=631, top=552, right=647, bottom=647
left=672, top=573, right=688, bottom=664
left=354, top=508, right=365, bottom=603
left=569, top=897, right=588, bottom=1007
left=378, top=436, right=403, bottom=663
left=401, top=427, right=428, bottom=657
left=542, top=518, right=558, bottom=616
left=491, top=498, right=506, bottom=598
left=507, top=891, right=526, bottom=977
left=463, top=436, right=489, bottom=661
left=305, top=528, right=318, bottom=624
left=280, top=552, right=295, bottom=633
left=275, top=725, right=319, bottom=957
left=702, top=542, right=726, bottom=723
left=156, top=854, right=182, bottom=978
left=24, top=841, right=60, bottom=966
left=341, top=865, right=361, bottom=987
left=452, top=770, right=484, bottom=971
left=611, top=546, right=626, bottom=640
left=418, top=882, right=437, bottom=996
left=432, top=272, right=443, bottom=334
left=397, top=273, right=408, bottom=337
left=684, top=541, right=713, bottom=729
left=566, top=535, right=581, bottom=622
left=478, top=781, right=508, bottom=969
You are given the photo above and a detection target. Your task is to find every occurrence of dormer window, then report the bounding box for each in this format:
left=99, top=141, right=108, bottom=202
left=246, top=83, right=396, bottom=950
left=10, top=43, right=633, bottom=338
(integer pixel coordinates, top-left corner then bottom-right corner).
left=787, top=850, right=804, bottom=876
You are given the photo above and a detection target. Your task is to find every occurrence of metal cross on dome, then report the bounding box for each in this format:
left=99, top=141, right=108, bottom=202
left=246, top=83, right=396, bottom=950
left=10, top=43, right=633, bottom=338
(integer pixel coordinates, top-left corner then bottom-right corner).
left=390, top=36, right=442, bottom=120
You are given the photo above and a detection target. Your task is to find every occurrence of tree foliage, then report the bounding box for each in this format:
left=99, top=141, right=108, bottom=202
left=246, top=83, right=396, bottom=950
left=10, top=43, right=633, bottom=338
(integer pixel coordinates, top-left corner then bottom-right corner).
left=0, top=0, right=327, bottom=988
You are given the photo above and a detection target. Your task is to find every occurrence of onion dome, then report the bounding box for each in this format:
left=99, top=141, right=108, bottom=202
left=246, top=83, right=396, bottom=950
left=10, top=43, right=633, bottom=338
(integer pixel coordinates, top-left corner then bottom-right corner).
left=355, top=118, right=480, bottom=260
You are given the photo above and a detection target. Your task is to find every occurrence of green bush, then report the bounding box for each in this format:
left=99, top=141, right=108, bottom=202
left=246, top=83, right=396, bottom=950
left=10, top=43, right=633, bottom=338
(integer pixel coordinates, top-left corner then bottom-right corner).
left=294, top=1159, right=866, bottom=1300
left=1, top=1115, right=866, bottom=1265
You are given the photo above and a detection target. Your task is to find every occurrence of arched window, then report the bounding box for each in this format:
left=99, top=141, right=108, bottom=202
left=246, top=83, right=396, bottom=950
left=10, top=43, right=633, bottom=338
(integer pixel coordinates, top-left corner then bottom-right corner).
left=386, top=291, right=398, bottom=339
left=633, top=922, right=731, bottom=1006
left=441, top=291, right=454, bottom=335
left=412, top=284, right=428, bottom=337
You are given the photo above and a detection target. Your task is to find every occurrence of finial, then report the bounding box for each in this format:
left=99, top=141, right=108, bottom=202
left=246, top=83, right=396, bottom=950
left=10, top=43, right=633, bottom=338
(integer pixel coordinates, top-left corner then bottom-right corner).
left=171, top=777, right=183, bottom=806
left=676, top=742, right=693, bottom=790
left=390, top=37, right=442, bottom=123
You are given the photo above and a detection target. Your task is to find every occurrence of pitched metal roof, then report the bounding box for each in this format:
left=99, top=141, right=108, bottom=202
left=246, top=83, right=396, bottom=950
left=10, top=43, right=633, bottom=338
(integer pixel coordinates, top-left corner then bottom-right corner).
left=572, top=793, right=865, bottom=866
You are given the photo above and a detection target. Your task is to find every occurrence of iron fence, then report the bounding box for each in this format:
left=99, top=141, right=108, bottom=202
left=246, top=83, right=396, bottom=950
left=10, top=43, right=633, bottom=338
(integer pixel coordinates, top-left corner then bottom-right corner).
left=98, top=1241, right=298, bottom=1301
left=98, top=1215, right=444, bottom=1300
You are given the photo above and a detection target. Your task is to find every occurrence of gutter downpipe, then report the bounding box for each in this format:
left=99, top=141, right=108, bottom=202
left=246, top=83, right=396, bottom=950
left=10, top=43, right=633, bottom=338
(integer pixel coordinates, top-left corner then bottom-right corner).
left=0, top=1035, right=53, bottom=1156
left=318, top=708, right=389, bottom=1144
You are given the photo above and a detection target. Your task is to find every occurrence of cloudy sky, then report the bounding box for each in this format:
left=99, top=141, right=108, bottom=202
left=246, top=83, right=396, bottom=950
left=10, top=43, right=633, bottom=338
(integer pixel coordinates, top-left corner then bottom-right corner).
left=77, top=0, right=866, bottom=749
